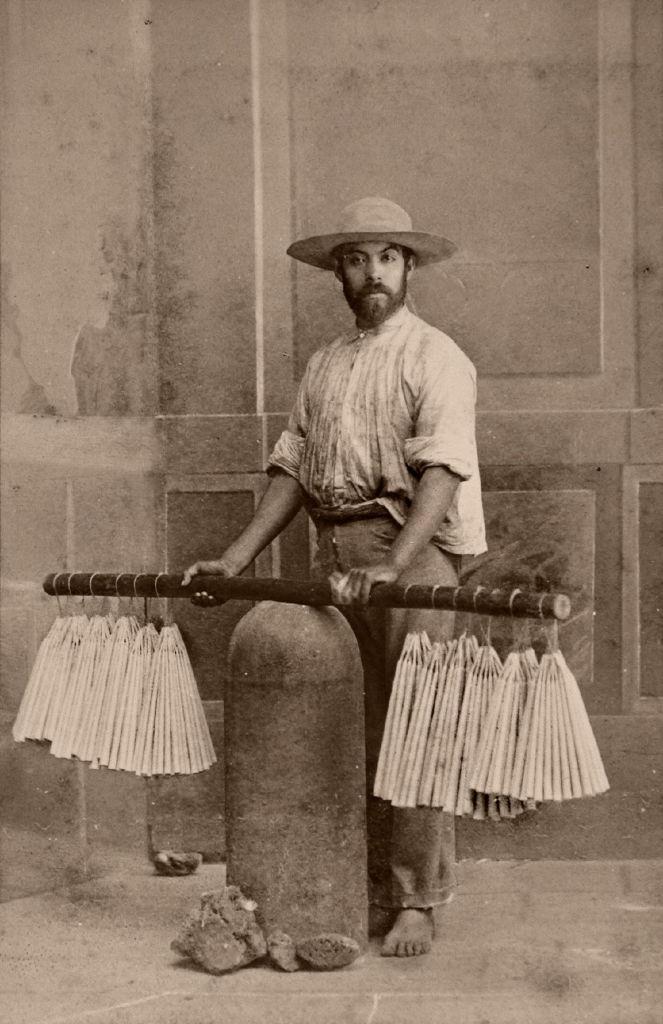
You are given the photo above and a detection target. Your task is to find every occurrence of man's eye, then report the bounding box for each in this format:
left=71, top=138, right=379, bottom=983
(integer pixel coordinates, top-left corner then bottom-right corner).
left=347, top=255, right=366, bottom=267
left=382, top=252, right=397, bottom=262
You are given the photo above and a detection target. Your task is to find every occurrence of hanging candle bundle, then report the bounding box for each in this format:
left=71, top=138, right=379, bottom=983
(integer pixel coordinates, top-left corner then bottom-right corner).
left=373, top=632, right=481, bottom=810
left=442, top=640, right=503, bottom=817
left=49, top=615, right=114, bottom=760
left=133, top=623, right=216, bottom=778
left=507, top=647, right=609, bottom=804
left=470, top=649, right=533, bottom=819
left=12, top=614, right=87, bottom=743
left=80, top=616, right=141, bottom=768
left=107, top=622, right=159, bottom=772
left=373, top=621, right=607, bottom=818
left=42, top=616, right=91, bottom=743
left=13, top=611, right=216, bottom=778
left=416, top=640, right=455, bottom=806
left=392, top=638, right=447, bottom=808
left=373, top=631, right=432, bottom=802
left=69, top=615, right=137, bottom=765
left=424, top=634, right=477, bottom=809
left=10, top=614, right=65, bottom=744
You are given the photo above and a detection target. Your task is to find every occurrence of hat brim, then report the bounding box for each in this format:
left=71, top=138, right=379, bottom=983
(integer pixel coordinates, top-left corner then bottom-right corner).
left=286, top=231, right=456, bottom=270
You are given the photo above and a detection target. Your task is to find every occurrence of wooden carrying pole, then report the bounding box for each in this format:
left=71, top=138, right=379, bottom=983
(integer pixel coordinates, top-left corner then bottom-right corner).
left=43, top=573, right=571, bottom=621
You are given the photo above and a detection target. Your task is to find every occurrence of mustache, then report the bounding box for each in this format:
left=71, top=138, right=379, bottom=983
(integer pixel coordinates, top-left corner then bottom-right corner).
left=358, top=284, right=391, bottom=297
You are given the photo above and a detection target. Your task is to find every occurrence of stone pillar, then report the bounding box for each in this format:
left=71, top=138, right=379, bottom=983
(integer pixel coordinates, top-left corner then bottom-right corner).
left=226, top=601, right=367, bottom=948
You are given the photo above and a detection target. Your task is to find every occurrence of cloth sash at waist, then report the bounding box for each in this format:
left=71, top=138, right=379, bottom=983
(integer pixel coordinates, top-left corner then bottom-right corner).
left=308, top=501, right=392, bottom=525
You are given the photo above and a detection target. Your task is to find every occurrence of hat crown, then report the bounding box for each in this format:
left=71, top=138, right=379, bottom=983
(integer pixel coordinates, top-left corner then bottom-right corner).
left=286, top=196, right=455, bottom=269
left=338, top=196, right=413, bottom=236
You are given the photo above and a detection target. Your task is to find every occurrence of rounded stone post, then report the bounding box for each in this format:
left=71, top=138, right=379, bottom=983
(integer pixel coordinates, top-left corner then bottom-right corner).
left=226, top=601, right=368, bottom=948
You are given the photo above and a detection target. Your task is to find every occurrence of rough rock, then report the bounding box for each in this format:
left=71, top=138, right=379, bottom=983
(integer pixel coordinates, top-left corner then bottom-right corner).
left=153, top=850, right=202, bottom=876
left=267, top=930, right=301, bottom=972
left=296, top=932, right=361, bottom=970
left=171, top=886, right=266, bottom=974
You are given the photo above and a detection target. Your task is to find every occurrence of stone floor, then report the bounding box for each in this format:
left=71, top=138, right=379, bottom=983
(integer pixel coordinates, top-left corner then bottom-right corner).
left=1, top=855, right=662, bottom=1024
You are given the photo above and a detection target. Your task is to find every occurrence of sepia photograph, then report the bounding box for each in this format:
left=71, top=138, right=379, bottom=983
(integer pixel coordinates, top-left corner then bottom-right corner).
left=1, top=1, right=662, bottom=1022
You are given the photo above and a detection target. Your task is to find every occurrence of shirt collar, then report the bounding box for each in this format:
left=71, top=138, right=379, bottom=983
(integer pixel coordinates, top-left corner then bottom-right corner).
left=347, top=303, right=413, bottom=342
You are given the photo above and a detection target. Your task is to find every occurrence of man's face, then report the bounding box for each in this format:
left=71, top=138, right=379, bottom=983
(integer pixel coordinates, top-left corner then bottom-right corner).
left=335, top=241, right=412, bottom=328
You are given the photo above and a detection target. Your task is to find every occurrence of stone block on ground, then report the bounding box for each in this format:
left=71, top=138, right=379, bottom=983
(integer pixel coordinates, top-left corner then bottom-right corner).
left=153, top=851, right=202, bottom=876
left=267, top=930, right=300, bottom=972
left=171, top=886, right=266, bottom=974
left=296, top=932, right=361, bottom=970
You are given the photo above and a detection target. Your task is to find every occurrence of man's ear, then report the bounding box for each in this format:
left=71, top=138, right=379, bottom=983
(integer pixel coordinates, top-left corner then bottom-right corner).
left=333, top=267, right=343, bottom=283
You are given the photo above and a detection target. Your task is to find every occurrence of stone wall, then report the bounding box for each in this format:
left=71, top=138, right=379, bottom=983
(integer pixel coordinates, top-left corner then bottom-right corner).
left=1, top=0, right=163, bottom=894
left=1, top=0, right=661, bottom=897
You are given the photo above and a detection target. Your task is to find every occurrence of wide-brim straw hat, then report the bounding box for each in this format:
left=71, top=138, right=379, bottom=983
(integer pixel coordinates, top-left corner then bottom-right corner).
left=287, top=197, right=456, bottom=271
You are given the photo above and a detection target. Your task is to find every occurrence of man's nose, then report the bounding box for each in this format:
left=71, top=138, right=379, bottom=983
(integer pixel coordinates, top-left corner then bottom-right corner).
left=365, top=258, right=382, bottom=281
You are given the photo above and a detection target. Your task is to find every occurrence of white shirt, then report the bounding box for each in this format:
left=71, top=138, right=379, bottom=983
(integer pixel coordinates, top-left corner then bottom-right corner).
left=268, top=305, right=486, bottom=555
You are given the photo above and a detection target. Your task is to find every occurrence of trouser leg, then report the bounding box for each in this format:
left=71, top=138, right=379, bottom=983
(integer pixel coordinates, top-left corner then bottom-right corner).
left=314, top=516, right=459, bottom=909
left=383, top=568, right=458, bottom=908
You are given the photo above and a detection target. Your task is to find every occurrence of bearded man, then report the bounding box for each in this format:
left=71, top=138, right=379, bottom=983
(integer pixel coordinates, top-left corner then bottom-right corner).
left=183, top=197, right=486, bottom=958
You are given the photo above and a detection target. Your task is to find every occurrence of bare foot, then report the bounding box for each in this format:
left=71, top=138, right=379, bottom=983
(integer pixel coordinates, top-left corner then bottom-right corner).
left=381, top=908, right=434, bottom=957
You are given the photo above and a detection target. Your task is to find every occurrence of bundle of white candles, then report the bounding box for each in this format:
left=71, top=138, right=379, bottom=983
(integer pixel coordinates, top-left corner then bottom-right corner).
left=469, top=648, right=538, bottom=819
left=472, top=648, right=609, bottom=803
left=375, top=630, right=608, bottom=814
left=12, top=613, right=216, bottom=777
left=374, top=632, right=489, bottom=812
left=441, top=640, right=505, bottom=819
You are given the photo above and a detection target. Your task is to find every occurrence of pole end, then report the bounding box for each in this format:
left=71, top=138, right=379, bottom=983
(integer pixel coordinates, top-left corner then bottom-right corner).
left=552, top=594, right=571, bottom=621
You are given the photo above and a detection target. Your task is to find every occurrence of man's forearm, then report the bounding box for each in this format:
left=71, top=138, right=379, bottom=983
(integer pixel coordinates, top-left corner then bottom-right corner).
left=221, top=471, right=306, bottom=574
left=389, top=466, right=461, bottom=574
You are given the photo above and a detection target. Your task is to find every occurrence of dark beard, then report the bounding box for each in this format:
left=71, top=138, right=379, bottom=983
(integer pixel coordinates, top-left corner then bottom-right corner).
left=342, top=275, right=408, bottom=328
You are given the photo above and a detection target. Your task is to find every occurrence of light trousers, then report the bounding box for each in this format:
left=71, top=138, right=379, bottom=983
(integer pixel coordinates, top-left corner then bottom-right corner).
left=313, top=514, right=458, bottom=909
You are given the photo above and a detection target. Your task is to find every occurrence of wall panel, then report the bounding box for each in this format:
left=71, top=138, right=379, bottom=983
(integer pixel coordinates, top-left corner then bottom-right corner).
left=639, top=482, right=663, bottom=699
left=1, top=0, right=157, bottom=418
left=161, top=415, right=264, bottom=475
left=623, top=466, right=663, bottom=713
left=471, top=465, right=622, bottom=715
left=165, top=476, right=271, bottom=700
left=283, top=0, right=635, bottom=413
left=634, top=0, right=663, bottom=408
left=151, top=0, right=256, bottom=415
left=461, top=485, right=595, bottom=689
left=288, top=0, right=601, bottom=376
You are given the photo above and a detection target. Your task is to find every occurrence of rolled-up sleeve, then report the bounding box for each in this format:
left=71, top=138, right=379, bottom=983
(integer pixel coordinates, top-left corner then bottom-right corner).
left=267, top=429, right=305, bottom=479
left=267, top=367, right=309, bottom=480
left=403, top=341, right=477, bottom=481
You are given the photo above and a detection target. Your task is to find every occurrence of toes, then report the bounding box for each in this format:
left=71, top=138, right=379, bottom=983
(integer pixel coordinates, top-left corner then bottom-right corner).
left=393, top=937, right=432, bottom=957
left=381, top=912, right=434, bottom=958
left=383, top=940, right=430, bottom=958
